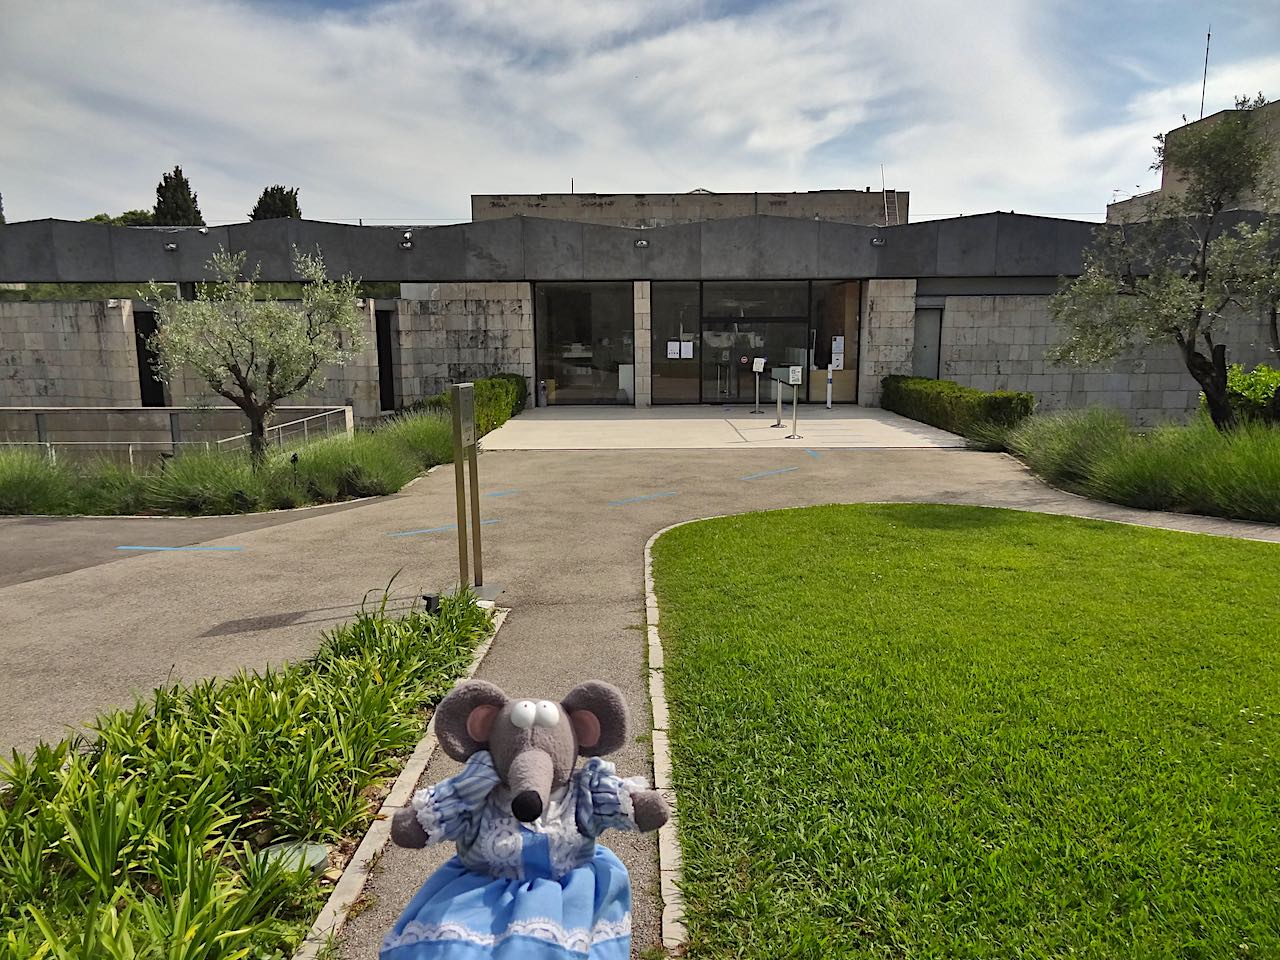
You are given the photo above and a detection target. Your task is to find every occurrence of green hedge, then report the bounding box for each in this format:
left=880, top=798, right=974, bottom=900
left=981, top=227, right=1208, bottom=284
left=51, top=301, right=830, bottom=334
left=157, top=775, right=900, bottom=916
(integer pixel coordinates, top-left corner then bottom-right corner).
left=881, top=375, right=1035, bottom=435
left=417, top=373, right=529, bottom=435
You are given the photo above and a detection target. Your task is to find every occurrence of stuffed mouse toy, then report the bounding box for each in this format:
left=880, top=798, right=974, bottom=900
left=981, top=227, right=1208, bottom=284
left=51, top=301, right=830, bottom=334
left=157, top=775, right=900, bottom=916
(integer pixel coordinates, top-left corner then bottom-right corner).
left=380, top=679, right=670, bottom=959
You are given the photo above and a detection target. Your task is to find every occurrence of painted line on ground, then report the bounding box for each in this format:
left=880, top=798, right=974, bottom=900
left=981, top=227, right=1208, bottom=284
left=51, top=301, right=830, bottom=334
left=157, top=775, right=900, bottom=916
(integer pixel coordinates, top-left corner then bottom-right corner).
left=608, top=492, right=678, bottom=506
left=739, top=466, right=800, bottom=481
left=115, top=545, right=244, bottom=552
left=484, top=489, right=522, bottom=498
left=387, top=519, right=501, bottom=537
left=804, top=449, right=821, bottom=459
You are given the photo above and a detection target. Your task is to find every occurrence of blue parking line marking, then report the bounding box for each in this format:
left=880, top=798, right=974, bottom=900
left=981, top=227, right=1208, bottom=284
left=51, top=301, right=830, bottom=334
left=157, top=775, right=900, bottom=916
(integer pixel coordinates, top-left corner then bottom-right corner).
left=740, top=466, right=800, bottom=481
left=388, top=519, right=501, bottom=537
left=116, top=545, right=244, bottom=552
left=608, top=492, right=678, bottom=506
left=804, top=449, right=821, bottom=459
left=485, top=489, right=522, bottom=498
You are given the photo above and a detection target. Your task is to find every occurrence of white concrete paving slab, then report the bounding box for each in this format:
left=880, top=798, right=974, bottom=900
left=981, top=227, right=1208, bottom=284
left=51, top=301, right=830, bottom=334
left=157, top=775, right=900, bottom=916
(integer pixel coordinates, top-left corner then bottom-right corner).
left=480, top=405, right=964, bottom=450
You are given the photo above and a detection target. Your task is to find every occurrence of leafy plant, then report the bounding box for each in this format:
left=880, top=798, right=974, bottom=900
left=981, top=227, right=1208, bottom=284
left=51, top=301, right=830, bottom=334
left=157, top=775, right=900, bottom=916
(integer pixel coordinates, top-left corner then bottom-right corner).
left=0, top=593, right=492, bottom=958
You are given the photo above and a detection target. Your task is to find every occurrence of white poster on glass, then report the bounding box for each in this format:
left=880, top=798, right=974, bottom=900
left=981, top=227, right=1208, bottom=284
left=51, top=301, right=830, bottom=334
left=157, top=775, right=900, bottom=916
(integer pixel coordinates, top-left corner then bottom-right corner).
left=680, top=341, right=695, bottom=359
left=666, top=340, right=681, bottom=359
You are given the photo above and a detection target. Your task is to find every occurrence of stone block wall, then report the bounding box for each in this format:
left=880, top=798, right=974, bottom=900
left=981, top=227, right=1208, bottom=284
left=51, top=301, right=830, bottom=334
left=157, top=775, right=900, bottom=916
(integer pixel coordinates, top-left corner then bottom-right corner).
left=396, top=282, right=535, bottom=406
left=857, top=279, right=917, bottom=405
left=168, top=299, right=382, bottom=422
left=939, top=295, right=1274, bottom=425
left=633, top=281, right=651, bottom=407
left=0, top=300, right=141, bottom=406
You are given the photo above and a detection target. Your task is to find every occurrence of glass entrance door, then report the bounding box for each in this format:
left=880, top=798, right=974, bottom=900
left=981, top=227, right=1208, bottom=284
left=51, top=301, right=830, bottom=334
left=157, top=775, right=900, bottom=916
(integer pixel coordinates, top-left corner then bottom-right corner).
left=700, top=320, right=808, bottom=402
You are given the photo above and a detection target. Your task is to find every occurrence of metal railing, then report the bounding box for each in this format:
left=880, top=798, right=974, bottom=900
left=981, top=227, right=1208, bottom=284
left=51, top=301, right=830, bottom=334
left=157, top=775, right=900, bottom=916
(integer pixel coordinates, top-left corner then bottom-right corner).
left=0, top=405, right=354, bottom=466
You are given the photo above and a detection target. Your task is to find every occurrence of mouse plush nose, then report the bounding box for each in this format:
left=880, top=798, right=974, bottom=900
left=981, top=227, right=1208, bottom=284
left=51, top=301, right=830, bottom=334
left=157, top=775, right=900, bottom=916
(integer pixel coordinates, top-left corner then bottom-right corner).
left=505, top=748, right=554, bottom=824
left=511, top=790, right=543, bottom=823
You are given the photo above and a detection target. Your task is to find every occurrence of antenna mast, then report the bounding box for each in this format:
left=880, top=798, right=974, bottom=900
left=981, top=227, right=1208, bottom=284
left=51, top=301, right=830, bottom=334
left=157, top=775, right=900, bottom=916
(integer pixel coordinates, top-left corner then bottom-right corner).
left=1200, top=26, right=1211, bottom=119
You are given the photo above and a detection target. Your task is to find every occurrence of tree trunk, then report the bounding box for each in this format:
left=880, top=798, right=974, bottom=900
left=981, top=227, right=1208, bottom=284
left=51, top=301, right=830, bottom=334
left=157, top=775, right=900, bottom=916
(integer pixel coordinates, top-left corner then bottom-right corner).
left=247, top=411, right=268, bottom=468
left=1184, top=341, right=1236, bottom=431
left=1269, top=304, right=1278, bottom=356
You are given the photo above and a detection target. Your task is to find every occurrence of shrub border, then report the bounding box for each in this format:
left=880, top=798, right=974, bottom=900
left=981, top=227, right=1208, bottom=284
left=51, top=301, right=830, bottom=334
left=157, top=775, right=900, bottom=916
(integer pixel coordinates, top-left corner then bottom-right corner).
left=291, top=604, right=508, bottom=959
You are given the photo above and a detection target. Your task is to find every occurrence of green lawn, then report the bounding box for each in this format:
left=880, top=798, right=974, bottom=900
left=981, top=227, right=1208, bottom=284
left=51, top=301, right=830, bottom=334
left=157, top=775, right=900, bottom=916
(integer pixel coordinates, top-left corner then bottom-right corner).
left=652, top=504, right=1280, bottom=959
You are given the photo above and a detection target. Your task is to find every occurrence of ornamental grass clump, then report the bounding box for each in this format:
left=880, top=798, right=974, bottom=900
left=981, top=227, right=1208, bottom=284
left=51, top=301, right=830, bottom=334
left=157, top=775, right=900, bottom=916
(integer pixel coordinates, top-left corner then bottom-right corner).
left=0, top=592, right=492, bottom=958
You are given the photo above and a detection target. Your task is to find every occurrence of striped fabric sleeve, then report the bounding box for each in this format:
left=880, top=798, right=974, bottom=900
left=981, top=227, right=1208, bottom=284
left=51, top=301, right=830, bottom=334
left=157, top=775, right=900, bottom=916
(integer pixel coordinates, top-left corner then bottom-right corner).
left=574, top=757, right=647, bottom=839
left=412, top=750, right=501, bottom=842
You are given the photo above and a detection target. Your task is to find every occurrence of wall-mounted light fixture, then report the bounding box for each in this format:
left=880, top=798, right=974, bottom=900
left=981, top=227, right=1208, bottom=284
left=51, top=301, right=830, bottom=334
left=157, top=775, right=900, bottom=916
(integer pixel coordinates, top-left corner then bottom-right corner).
left=399, top=239, right=414, bottom=250
left=163, top=242, right=179, bottom=252
left=634, top=238, right=649, bottom=248
left=869, top=236, right=886, bottom=247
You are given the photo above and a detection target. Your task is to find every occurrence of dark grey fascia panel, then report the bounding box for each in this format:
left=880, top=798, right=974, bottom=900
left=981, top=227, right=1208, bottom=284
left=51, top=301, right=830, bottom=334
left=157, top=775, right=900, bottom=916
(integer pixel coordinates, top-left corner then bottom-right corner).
left=874, top=220, right=939, bottom=277
left=520, top=218, right=584, bottom=280
left=816, top=220, right=878, bottom=277
left=915, top=276, right=1065, bottom=296
left=462, top=218, right=524, bottom=280
left=1, top=212, right=1110, bottom=283
left=0, top=221, right=58, bottom=281
left=934, top=214, right=999, bottom=276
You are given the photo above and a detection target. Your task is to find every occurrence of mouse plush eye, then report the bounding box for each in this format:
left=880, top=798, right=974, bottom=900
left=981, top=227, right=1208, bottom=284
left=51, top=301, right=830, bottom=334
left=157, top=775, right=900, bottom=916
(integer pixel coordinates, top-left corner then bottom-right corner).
left=510, top=700, right=537, bottom=729
left=534, top=701, right=560, bottom=727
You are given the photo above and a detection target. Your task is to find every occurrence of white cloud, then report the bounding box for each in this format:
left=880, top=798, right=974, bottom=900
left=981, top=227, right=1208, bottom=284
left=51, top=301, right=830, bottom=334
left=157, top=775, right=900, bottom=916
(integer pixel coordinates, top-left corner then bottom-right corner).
left=1, top=0, right=1277, bottom=224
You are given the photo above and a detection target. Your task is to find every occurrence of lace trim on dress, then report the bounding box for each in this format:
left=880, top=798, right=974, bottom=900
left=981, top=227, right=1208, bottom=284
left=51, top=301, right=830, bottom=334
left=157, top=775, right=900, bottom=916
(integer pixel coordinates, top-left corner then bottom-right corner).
left=382, top=913, right=631, bottom=953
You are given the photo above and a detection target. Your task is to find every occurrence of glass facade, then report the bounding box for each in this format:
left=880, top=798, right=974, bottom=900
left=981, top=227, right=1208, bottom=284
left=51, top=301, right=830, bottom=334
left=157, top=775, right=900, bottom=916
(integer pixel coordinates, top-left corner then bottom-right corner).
left=535, top=283, right=634, bottom=405
left=650, top=282, right=700, bottom=403
left=650, top=280, right=860, bottom=404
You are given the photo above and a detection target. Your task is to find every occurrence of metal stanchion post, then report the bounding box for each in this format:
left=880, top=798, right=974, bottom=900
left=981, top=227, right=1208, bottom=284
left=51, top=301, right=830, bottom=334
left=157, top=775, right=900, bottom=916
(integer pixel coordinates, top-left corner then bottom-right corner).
left=451, top=387, right=470, bottom=588
left=468, top=438, right=483, bottom=587
left=786, top=382, right=802, bottom=439
left=752, top=372, right=762, bottom=414
left=772, top=378, right=784, bottom=427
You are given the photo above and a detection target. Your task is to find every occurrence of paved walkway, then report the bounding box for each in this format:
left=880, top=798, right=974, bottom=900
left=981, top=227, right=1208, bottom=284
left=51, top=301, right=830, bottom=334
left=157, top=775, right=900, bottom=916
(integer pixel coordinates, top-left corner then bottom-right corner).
left=1, top=446, right=1275, bottom=956
left=480, top=404, right=964, bottom=449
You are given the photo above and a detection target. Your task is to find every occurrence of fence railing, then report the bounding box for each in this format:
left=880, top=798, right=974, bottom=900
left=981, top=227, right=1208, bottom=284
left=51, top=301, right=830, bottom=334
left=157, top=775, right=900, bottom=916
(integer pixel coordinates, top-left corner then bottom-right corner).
left=0, top=405, right=354, bottom=466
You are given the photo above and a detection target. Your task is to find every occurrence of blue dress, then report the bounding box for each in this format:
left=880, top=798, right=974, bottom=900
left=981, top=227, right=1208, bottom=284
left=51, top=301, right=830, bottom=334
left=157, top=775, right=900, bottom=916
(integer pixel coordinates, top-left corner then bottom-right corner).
left=381, top=751, right=646, bottom=959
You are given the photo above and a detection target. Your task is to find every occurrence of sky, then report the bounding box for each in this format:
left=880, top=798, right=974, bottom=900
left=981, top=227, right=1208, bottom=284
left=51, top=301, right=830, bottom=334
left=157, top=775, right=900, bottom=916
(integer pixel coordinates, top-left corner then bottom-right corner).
left=2, top=0, right=1279, bottom=225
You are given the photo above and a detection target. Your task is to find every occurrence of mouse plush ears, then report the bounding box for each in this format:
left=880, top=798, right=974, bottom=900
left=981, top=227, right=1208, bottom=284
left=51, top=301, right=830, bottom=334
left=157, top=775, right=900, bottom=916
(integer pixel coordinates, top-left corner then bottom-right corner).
left=435, top=680, right=509, bottom=760
left=434, top=678, right=632, bottom=760
left=561, top=680, right=629, bottom=757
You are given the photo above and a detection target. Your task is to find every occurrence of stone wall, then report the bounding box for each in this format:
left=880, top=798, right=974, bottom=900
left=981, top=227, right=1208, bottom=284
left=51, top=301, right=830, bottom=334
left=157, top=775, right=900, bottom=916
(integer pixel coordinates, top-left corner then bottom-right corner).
left=633, top=281, right=652, bottom=407
left=938, top=295, right=1275, bottom=425
left=396, top=283, right=534, bottom=406
left=167, top=299, right=382, bottom=422
left=0, top=300, right=141, bottom=406
left=857, top=279, right=917, bottom=405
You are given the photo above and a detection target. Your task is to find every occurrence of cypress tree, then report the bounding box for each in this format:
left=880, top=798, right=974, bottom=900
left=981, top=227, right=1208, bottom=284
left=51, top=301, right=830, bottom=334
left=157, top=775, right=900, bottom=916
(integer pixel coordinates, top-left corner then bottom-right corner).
left=153, top=166, right=205, bottom=226
left=249, top=185, right=302, bottom=221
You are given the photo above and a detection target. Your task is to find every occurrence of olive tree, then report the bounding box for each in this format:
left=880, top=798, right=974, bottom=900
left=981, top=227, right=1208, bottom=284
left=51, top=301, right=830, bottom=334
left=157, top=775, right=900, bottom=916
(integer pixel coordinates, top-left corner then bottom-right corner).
left=146, top=246, right=364, bottom=464
left=1049, top=94, right=1277, bottom=430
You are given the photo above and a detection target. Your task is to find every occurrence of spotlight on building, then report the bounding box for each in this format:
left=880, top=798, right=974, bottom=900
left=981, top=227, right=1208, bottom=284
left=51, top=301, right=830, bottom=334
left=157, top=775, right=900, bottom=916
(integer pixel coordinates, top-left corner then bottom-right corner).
left=197, top=227, right=209, bottom=235
left=402, top=230, right=413, bottom=240
left=399, top=240, right=414, bottom=250
left=870, top=236, right=886, bottom=247
left=634, top=238, right=649, bottom=248
left=163, top=242, right=179, bottom=252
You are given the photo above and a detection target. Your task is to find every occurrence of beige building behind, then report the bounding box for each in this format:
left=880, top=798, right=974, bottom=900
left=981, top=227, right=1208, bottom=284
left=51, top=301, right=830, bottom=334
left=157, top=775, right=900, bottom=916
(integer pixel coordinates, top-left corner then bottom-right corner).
left=472, top=188, right=907, bottom=228
left=1107, top=100, right=1280, bottom=223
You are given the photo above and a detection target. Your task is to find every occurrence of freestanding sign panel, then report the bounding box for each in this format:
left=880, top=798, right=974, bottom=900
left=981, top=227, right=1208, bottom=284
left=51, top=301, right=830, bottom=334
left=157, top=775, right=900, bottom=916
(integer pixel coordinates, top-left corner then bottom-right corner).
left=788, top=365, right=803, bottom=386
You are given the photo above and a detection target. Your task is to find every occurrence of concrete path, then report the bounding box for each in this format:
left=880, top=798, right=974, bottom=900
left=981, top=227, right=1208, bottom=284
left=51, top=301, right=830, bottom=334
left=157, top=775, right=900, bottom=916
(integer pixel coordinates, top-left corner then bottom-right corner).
left=479, top=404, right=964, bottom=449
left=2, top=446, right=1276, bottom=957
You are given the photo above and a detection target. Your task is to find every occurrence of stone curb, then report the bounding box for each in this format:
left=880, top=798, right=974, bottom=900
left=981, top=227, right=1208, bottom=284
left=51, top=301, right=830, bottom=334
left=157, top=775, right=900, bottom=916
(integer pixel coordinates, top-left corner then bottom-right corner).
left=643, top=514, right=732, bottom=951
left=292, top=603, right=507, bottom=960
